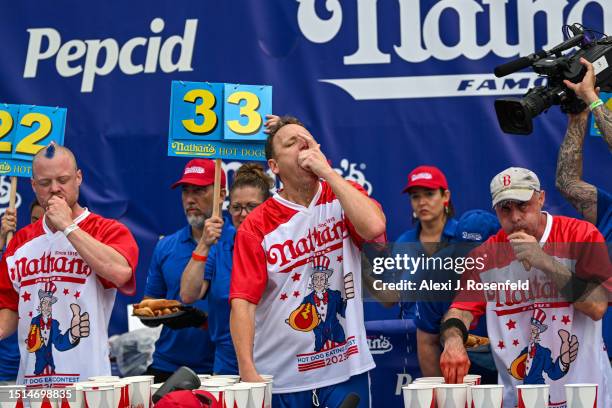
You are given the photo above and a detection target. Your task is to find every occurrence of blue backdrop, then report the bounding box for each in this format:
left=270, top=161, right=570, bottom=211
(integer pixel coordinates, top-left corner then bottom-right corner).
left=0, top=0, right=609, bottom=399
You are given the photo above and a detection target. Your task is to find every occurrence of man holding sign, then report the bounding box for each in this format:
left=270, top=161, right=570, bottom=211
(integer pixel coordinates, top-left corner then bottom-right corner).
left=144, top=159, right=222, bottom=382
left=0, top=144, right=139, bottom=386
left=230, top=116, right=386, bottom=407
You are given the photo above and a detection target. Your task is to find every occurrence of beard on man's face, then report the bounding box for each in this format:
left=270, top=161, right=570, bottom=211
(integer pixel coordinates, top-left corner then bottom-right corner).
left=186, top=213, right=205, bottom=229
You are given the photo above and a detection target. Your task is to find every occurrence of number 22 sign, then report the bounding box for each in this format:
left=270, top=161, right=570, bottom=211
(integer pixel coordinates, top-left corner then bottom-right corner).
left=0, top=104, right=67, bottom=177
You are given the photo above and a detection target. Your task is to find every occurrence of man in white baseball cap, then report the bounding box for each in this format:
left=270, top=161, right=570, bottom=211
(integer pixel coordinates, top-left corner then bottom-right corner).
left=438, top=166, right=611, bottom=407
left=490, top=167, right=541, bottom=208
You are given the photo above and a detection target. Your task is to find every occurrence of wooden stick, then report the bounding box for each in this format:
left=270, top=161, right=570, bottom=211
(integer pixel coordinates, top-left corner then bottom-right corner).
left=212, top=159, right=222, bottom=218
left=6, top=176, right=17, bottom=244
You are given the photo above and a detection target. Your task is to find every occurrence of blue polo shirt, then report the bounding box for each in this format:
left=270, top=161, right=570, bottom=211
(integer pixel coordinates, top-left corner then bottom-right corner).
left=145, top=225, right=215, bottom=374
left=0, top=333, right=19, bottom=381
left=596, top=188, right=612, bottom=359
left=395, top=218, right=458, bottom=245
left=394, top=219, right=458, bottom=318
left=413, top=209, right=500, bottom=337
left=204, top=216, right=238, bottom=374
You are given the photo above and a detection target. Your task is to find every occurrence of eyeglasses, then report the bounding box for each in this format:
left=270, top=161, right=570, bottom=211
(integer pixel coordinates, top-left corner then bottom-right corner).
left=228, top=203, right=261, bottom=215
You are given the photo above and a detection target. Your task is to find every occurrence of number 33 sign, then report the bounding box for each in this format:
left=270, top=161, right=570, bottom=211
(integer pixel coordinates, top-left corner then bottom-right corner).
left=168, top=81, right=271, bottom=161
left=0, top=104, right=67, bottom=177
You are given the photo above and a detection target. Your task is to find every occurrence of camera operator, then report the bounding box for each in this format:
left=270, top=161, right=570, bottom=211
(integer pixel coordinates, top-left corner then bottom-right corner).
left=556, top=56, right=612, bottom=364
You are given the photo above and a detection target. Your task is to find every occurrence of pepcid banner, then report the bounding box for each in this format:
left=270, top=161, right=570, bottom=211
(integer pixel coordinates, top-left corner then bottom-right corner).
left=0, top=0, right=609, bottom=345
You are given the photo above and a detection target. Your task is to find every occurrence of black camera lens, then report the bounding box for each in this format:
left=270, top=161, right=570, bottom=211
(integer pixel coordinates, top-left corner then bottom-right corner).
left=494, top=98, right=534, bottom=135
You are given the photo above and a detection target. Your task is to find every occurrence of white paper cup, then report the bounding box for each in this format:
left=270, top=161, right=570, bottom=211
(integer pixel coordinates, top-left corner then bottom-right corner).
left=413, top=377, right=445, bottom=384
left=88, top=376, right=120, bottom=382
left=435, top=384, right=468, bottom=408
left=402, top=384, right=436, bottom=408
left=470, top=385, right=504, bottom=408
left=211, top=375, right=240, bottom=381
left=123, top=376, right=154, bottom=408
left=112, top=381, right=131, bottom=408
left=240, top=383, right=266, bottom=408
left=58, top=385, right=83, bottom=408
left=150, top=383, right=163, bottom=392
left=464, top=374, right=481, bottom=385
left=81, top=383, right=116, bottom=408
left=259, top=374, right=274, bottom=382
left=565, top=384, right=598, bottom=408
left=201, top=379, right=234, bottom=388
left=123, top=375, right=154, bottom=382
left=200, top=385, right=225, bottom=405
left=0, top=385, right=25, bottom=408
left=27, top=391, right=58, bottom=408
left=209, top=376, right=239, bottom=385
left=228, top=384, right=251, bottom=408
left=250, top=385, right=265, bottom=408
left=197, top=374, right=212, bottom=383
left=261, top=379, right=273, bottom=408
left=517, top=384, right=549, bottom=408
left=223, top=386, right=236, bottom=408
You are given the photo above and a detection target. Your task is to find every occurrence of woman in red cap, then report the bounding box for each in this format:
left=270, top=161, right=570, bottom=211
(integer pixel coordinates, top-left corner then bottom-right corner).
left=394, top=165, right=456, bottom=315
left=397, top=165, right=455, bottom=255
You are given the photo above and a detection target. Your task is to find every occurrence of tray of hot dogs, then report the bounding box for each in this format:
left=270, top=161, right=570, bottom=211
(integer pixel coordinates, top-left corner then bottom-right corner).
left=132, top=298, right=208, bottom=329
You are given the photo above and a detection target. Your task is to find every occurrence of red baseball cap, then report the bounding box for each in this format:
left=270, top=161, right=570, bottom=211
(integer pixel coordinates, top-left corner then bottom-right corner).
left=171, top=159, right=227, bottom=189
left=154, top=390, right=221, bottom=408
left=402, top=165, right=448, bottom=193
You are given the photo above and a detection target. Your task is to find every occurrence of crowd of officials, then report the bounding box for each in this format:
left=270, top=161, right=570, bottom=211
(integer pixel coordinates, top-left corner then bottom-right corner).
left=0, top=59, right=609, bottom=407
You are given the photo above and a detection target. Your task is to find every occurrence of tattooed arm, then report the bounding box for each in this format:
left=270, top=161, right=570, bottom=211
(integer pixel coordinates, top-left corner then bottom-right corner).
left=592, top=104, right=612, bottom=150
left=556, top=112, right=598, bottom=224
left=564, top=57, right=612, bottom=150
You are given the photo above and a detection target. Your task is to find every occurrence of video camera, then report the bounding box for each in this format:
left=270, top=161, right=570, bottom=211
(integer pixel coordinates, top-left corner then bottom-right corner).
left=494, top=24, right=612, bottom=135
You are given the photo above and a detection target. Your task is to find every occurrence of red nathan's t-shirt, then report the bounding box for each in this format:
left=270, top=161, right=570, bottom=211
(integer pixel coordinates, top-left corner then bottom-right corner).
left=0, top=210, right=138, bottom=386
left=230, top=181, right=382, bottom=393
left=452, top=213, right=612, bottom=408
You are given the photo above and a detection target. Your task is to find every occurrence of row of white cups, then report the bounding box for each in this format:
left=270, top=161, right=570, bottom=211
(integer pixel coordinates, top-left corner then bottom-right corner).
left=403, top=376, right=599, bottom=408
left=0, top=374, right=273, bottom=408
left=162, top=374, right=273, bottom=408
left=0, top=375, right=155, bottom=408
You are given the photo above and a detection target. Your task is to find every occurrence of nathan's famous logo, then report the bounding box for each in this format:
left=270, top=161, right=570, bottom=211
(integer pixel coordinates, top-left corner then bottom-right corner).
left=486, top=275, right=560, bottom=308
left=0, top=162, right=11, bottom=174
left=10, top=252, right=92, bottom=282
left=267, top=219, right=347, bottom=267
left=296, top=0, right=609, bottom=99
left=171, top=141, right=216, bottom=156
left=24, top=18, right=197, bottom=93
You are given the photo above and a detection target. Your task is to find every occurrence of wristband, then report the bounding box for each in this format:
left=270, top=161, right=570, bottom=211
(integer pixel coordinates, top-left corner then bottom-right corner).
left=589, top=99, right=604, bottom=111
left=63, top=223, right=80, bottom=237
left=192, top=252, right=207, bottom=262
left=440, top=318, right=469, bottom=345
left=559, top=276, right=590, bottom=301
